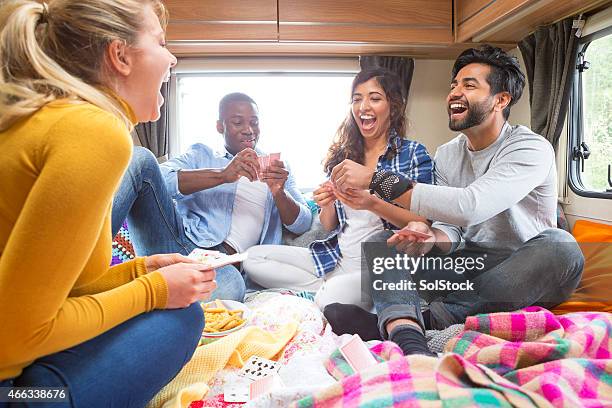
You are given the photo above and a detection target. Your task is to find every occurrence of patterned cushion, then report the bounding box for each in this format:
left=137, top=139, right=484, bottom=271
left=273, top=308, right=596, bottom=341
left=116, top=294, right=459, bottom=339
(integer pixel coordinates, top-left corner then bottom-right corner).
left=111, top=220, right=135, bottom=265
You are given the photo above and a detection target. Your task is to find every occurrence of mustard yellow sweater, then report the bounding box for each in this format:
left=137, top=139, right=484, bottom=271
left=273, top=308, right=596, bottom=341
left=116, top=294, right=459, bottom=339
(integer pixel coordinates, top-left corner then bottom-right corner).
left=0, top=100, right=168, bottom=379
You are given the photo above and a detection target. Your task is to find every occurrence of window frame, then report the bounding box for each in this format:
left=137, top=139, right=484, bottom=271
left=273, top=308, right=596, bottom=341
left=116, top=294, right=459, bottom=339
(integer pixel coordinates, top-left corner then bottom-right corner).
left=167, top=57, right=360, bottom=190
left=568, top=25, right=612, bottom=199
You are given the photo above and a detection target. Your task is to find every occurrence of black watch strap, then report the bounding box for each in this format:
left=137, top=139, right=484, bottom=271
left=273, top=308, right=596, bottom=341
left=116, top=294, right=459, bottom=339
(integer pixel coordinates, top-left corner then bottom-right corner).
left=369, top=169, right=414, bottom=201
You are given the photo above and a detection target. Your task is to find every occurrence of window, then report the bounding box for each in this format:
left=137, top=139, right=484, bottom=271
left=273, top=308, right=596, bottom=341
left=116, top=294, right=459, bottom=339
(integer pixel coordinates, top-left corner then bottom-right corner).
left=569, top=29, right=612, bottom=198
left=173, top=69, right=357, bottom=190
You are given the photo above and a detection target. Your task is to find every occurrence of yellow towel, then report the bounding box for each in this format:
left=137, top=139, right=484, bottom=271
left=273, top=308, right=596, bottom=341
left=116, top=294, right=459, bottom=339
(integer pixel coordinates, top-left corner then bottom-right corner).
left=148, top=321, right=298, bottom=408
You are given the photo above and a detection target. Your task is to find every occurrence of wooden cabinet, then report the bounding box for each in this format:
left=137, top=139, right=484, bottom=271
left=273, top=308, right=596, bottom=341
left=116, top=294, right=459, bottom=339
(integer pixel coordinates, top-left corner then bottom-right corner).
left=456, top=0, right=611, bottom=43
left=278, top=0, right=453, bottom=44
left=165, top=0, right=453, bottom=44
left=164, top=0, right=610, bottom=57
left=165, top=0, right=277, bottom=41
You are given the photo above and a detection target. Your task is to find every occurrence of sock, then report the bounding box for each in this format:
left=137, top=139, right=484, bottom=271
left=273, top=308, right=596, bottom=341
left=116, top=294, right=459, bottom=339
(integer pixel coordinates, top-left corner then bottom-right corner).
left=323, top=303, right=382, bottom=341
left=389, top=324, right=436, bottom=357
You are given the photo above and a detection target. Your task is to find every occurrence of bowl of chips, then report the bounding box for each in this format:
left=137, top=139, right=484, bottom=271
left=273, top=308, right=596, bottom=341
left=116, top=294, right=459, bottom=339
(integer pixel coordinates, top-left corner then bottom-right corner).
left=201, top=299, right=251, bottom=339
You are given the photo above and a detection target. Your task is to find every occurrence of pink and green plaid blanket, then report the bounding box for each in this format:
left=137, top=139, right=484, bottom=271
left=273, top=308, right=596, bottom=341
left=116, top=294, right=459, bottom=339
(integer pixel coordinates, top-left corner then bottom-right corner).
left=294, top=307, right=612, bottom=407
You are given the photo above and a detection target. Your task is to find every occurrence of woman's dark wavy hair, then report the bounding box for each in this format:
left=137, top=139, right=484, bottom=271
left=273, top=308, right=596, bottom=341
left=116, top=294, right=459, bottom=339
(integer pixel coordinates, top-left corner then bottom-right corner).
left=452, top=45, right=525, bottom=120
left=323, top=68, right=407, bottom=175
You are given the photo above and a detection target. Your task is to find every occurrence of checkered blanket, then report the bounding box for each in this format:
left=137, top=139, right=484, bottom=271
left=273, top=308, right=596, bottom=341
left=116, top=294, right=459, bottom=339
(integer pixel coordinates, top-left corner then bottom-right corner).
left=293, top=307, right=612, bottom=407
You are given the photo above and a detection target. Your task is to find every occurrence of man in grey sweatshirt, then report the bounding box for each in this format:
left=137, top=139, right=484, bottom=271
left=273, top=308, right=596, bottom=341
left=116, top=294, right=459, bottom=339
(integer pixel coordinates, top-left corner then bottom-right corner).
left=325, top=45, right=584, bottom=356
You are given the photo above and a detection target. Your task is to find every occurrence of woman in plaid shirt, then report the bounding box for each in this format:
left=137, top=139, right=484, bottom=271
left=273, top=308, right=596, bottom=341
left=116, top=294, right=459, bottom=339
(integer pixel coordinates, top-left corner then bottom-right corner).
left=244, top=68, right=434, bottom=310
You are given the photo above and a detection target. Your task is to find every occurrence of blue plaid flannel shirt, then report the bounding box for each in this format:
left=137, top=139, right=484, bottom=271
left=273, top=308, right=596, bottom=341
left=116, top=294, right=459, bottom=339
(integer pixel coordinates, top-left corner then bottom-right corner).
left=308, top=132, right=435, bottom=277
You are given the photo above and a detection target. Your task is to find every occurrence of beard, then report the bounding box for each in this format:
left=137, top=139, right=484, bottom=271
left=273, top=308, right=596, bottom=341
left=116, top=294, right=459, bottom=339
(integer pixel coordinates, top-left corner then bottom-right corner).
left=448, top=97, right=494, bottom=131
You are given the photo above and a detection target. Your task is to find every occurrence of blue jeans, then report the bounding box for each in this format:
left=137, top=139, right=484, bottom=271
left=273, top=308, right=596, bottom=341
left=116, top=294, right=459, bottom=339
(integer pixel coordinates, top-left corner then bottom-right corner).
left=364, top=229, right=584, bottom=336
left=112, top=147, right=245, bottom=302
left=0, top=303, right=204, bottom=407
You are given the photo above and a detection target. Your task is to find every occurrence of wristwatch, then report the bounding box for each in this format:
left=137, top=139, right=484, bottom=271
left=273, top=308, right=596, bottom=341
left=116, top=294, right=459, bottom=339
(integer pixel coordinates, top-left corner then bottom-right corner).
left=369, top=169, right=414, bottom=201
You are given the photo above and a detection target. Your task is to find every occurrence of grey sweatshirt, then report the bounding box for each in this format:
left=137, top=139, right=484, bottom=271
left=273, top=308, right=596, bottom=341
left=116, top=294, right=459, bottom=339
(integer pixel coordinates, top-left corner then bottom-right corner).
left=411, top=122, right=557, bottom=251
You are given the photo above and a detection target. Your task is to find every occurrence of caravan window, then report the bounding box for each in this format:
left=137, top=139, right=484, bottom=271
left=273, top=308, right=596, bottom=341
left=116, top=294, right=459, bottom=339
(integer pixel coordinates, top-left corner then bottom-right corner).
left=570, top=29, right=612, bottom=198
left=173, top=72, right=356, bottom=190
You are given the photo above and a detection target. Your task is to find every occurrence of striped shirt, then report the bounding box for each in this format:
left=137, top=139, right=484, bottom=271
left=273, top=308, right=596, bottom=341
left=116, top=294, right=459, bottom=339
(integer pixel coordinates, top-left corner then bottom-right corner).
left=309, top=132, right=435, bottom=277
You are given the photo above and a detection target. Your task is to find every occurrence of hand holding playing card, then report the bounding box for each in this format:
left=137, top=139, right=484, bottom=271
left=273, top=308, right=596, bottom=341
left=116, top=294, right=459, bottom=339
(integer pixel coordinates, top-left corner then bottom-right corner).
left=312, top=180, right=337, bottom=209
left=145, top=253, right=198, bottom=271
left=261, top=153, right=288, bottom=195
left=334, top=187, right=375, bottom=210
left=223, top=148, right=260, bottom=182
left=330, top=159, right=374, bottom=192
left=388, top=221, right=436, bottom=256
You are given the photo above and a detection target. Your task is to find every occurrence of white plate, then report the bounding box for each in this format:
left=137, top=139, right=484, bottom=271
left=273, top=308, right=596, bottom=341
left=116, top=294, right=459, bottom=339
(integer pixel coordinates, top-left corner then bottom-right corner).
left=201, top=299, right=251, bottom=337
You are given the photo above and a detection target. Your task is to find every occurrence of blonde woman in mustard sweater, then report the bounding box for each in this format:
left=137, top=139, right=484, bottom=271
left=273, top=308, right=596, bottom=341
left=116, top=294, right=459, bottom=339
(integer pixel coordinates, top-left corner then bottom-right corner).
left=0, top=1, right=216, bottom=405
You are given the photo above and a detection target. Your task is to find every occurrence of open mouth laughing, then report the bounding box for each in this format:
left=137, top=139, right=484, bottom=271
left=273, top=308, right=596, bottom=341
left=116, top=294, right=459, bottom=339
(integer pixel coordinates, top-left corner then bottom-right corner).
left=360, top=114, right=377, bottom=131
left=448, top=100, right=468, bottom=120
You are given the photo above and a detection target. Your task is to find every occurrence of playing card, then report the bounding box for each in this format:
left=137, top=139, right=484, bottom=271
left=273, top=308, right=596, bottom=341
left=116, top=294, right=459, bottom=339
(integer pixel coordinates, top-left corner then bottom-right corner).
left=223, top=378, right=251, bottom=403
left=339, top=334, right=378, bottom=372
left=394, top=228, right=433, bottom=240
left=239, top=356, right=281, bottom=381
left=205, top=252, right=248, bottom=269
left=255, top=156, right=264, bottom=180
left=268, top=152, right=281, bottom=166
left=250, top=373, right=285, bottom=400
left=187, top=248, right=220, bottom=261
left=323, top=180, right=336, bottom=192
left=257, top=155, right=266, bottom=170
left=187, top=248, right=248, bottom=269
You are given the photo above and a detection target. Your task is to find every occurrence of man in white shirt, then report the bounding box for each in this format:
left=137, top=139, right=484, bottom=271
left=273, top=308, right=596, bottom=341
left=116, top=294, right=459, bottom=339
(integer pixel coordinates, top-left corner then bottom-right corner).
left=112, top=93, right=312, bottom=301
left=159, top=92, right=312, bottom=260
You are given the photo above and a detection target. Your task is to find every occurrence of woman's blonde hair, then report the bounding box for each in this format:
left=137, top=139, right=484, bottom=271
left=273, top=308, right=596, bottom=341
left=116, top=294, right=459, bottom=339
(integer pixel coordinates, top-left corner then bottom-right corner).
left=0, top=0, right=168, bottom=131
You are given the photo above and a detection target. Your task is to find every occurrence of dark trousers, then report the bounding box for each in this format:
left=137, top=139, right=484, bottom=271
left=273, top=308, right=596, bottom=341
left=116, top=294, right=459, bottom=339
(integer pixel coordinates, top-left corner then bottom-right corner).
left=364, top=229, right=584, bottom=337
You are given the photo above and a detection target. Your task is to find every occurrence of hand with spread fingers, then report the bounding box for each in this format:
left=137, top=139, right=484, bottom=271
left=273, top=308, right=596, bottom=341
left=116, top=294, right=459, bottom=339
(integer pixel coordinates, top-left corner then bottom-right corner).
left=221, top=148, right=260, bottom=182
left=334, top=187, right=375, bottom=211
left=261, top=159, right=289, bottom=195
left=330, top=159, right=374, bottom=192
left=387, top=221, right=437, bottom=256
left=313, top=181, right=337, bottom=209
